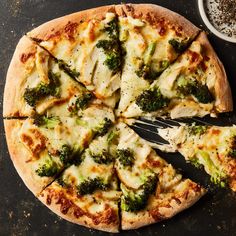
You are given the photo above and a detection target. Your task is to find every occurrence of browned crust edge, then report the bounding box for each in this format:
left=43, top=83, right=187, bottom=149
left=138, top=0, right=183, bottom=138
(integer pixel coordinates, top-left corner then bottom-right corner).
left=27, top=5, right=117, bottom=40
left=4, top=119, right=54, bottom=195
left=3, top=36, right=37, bottom=117
left=121, top=182, right=206, bottom=230
left=28, top=4, right=199, bottom=42
left=38, top=186, right=119, bottom=233
left=115, top=4, right=200, bottom=39
left=196, top=31, right=233, bottom=112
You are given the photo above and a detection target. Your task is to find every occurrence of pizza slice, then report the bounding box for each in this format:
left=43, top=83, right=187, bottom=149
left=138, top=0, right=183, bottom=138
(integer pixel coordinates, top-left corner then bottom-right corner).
left=114, top=123, right=205, bottom=230
left=4, top=36, right=96, bottom=118
left=122, top=31, right=233, bottom=119
left=4, top=106, right=115, bottom=195
left=38, top=128, right=121, bottom=232
left=158, top=124, right=236, bottom=191
left=115, top=4, right=200, bottom=116
left=27, top=6, right=122, bottom=108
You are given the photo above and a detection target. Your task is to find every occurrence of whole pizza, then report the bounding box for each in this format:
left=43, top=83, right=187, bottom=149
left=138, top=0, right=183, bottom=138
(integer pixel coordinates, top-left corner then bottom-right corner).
left=3, top=4, right=234, bottom=233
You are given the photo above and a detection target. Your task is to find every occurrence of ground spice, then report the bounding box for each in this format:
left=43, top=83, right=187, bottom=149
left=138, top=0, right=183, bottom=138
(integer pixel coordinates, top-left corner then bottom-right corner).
left=207, top=0, right=236, bottom=37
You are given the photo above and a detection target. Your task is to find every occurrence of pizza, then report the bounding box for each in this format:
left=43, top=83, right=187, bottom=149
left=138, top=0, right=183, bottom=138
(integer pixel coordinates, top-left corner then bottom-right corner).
left=123, top=31, right=232, bottom=118
left=158, top=124, right=236, bottom=191
left=3, top=3, right=233, bottom=233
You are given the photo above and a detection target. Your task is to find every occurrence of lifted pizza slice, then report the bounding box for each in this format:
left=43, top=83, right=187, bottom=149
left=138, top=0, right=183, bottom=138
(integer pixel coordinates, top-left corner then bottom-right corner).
left=27, top=6, right=122, bottom=108
left=158, top=124, right=236, bottom=191
left=4, top=106, right=115, bottom=195
left=38, top=129, right=121, bottom=232
left=116, top=4, right=200, bottom=116
left=122, top=32, right=232, bottom=119
left=114, top=123, right=205, bottom=230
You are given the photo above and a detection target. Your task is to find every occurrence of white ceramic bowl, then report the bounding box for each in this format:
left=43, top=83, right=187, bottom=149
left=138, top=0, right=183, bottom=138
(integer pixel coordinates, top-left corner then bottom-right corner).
left=198, top=0, right=236, bottom=43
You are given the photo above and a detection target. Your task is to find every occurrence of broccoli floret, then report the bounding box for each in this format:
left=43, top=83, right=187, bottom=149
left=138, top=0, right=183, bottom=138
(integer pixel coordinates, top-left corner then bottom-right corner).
left=104, top=52, right=121, bottom=71
left=104, top=17, right=119, bottom=39
left=189, top=124, right=208, bottom=136
left=96, top=40, right=114, bottom=51
left=90, top=150, right=114, bottom=164
left=96, top=39, right=121, bottom=72
left=116, top=148, right=135, bottom=167
left=94, top=118, right=113, bottom=136
left=58, top=60, right=80, bottom=78
left=96, top=17, right=122, bottom=72
left=136, top=64, right=159, bottom=81
left=169, top=38, right=189, bottom=53
left=68, top=92, right=93, bottom=114
left=35, top=154, right=60, bottom=177
left=177, top=76, right=214, bottom=104
left=77, top=177, right=109, bottom=195
left=136, top=61, right=169, bottom=81
left=121, top=173, right=158, bottom=212
left=24, top=70, right=61, bottom=107
left=121, top=188, right=147, bottom=212
left=191, top=151, right=227, bottom=187
left=33, top=114, right=60, bottom=128
left=136, top=87, right=170, bottom=112
left=59, top=144, right=82, bottom=166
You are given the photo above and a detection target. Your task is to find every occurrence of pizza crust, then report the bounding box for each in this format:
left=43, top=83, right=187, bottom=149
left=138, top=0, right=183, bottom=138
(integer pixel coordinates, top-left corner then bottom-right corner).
left=3, top=36, right=38, bottom=117
left=27, top=5, right=117, bottom=41
left=28, top=4, right=199, bottom=42
left=196, top=31, right=233, bottom=113
left=115, top=4, right=199, bottom=39
left=4, top=119, right=54, bottom=195
left=38, top=184, right=120, bottom=233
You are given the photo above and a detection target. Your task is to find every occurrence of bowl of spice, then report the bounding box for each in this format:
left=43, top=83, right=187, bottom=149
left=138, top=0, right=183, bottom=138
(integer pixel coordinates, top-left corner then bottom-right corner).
left=198, top=0, right=236, bottom=43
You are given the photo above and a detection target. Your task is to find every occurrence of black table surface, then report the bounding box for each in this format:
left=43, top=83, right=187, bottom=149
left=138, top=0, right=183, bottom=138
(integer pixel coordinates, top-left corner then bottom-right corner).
left=1, top=0, right=236, bottom=235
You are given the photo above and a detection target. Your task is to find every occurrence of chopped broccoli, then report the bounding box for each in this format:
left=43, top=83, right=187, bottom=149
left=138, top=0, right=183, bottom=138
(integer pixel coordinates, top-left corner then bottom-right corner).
left=121, top=173, right=158, bottom=212
left=96, top=40, right=114, bottom=51
left=68, top=92, right=93, bottom=114
left=58, top=60, right=80, bottom=78
left=104, top=17, right=119, bottom=39
left=59, top=144, right=82, bottom=166
left=104, top=52, right=121, bottom=71
left=177, top=76, right=214, bottom=104
left=169, top=38, right=189, bottom=53
left=35, top=154, right=60, bottom=177
left=96, top=39, right=121, bottom=72
left=90, top=150, right=114, bottom=164
left=136, top=60, right=169, bottom=81
left=193, top=151, right=227, bottom=187
left=94, top=118, right=113, bottom=136
left=77, top=177, right=109, bottom=195
left=24, top=70, right=61, bottom=107
left=136, top=64, right=160, bottom=81
left=96, top=17, right=122, bottom=72
left=116, top=148, right=135, bottom=167
left=33, top=114, right=60, bottom=128
left=107, top=130, right=118, bottom=144
left=136, top=87, right=170, bottom=112
left=189, top=124, right=208, bottom=136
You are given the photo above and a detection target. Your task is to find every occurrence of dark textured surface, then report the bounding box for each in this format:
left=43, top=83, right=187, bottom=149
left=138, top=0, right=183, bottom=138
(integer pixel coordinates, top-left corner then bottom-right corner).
left=0, top=0, right=236, bottom=235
